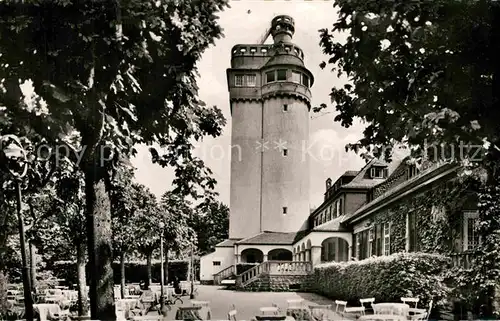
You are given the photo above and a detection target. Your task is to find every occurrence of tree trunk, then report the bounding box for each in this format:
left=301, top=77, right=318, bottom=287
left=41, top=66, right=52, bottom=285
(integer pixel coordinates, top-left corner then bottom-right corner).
left=84, top=168, right=115, bottom=321
left=76, top=242, right=89, bottom=316
left=145, top=251, right=152, bottom=289
left=120, top=253, right=126, bottom=299
left=0, top=269, right=7, bottom=314
left=29, top=241, right=36, bottom=293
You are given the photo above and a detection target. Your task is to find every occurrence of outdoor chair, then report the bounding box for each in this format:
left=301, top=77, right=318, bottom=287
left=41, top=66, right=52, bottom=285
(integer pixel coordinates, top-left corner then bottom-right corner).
left=228, top=304, right=237, bottom=321
left=360, top=298, right=375, bottom=313
left=410, top=300, right=432, bottom=321
left=401, top=297, right=420, bottom=314
left=335, top=300, right=365, bottom=318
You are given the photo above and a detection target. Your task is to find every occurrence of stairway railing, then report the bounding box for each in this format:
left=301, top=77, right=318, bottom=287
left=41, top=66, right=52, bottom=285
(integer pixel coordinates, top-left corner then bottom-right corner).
left=235, top=261, right=313, bottom=287
left=213, top=265, right=235, bottom=285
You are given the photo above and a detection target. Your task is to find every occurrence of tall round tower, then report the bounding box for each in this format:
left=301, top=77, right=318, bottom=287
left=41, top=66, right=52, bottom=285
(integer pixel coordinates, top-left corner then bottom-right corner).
left=227, top=15, right=314, bottom=239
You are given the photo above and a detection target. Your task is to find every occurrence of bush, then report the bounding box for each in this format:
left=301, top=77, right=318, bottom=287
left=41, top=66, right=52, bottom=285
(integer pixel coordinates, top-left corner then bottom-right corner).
left=236, top=263, right=259, bottom=275
left=310, top=252, right=451, bottom=311
left=49, top=259, right=199, bottom=286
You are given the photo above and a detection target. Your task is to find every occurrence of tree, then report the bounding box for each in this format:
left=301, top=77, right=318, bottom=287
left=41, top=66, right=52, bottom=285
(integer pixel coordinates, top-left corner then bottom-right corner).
left=30, top=162, right=88, bottom=316
left=111, top=174, right=157, bottom=298
left=159, top=191, right=196, bottom=281
left=192, top=200, right=229, bottom=255
left=319, top=0, right=500, bottom=315
left=0, top=0, right=228, bottom=318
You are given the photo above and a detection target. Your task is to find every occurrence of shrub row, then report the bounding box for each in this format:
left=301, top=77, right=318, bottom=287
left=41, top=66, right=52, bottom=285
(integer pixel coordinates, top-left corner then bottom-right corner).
left=49, top=260, right=199, bottom=286
left=309, top=252, right=451, bottom=311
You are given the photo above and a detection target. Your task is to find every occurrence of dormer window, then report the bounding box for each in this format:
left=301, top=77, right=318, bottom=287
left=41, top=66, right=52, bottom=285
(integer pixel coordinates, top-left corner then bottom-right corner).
left=370, top=167, right=388, bottom=179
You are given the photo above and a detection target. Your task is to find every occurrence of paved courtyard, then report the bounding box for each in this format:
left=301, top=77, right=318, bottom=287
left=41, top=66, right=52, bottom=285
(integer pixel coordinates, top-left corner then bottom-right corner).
left=161, top=285, right=342, bottom=320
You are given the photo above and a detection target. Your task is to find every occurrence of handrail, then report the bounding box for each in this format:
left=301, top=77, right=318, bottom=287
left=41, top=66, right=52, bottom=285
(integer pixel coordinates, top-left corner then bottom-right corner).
left=213, top=265, right=235, bottom=285
left=235, top=261, right=313, bottom=287
left=450, top=252, right=476, bottom=269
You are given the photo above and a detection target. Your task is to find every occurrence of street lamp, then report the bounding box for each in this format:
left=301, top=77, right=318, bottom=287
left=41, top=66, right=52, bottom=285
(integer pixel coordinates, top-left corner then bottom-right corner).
left=159, top=221, right=165, bottom=314
left=0, top=135, right=33, bottom=321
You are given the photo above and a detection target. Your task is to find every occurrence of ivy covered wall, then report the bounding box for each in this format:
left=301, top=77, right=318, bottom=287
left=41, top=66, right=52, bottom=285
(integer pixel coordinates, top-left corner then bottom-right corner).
left=361, top=178, right=477, bottom=256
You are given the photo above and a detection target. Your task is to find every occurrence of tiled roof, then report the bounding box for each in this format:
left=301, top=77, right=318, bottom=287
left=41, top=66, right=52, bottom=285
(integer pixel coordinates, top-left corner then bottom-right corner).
left=312, top=216, right=349, bottom=232
left=216, top=239, right=241, bottom=247
left=342, top=170, right=359, bottom=176
left=236, top=231, right=300, bottom=245
left=342, top=161, right=458, bottom=223
left=342, top=147, right=410, bottom=189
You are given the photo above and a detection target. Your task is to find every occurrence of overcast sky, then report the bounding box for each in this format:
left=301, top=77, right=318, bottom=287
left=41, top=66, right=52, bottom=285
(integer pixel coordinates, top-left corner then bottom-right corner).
left=132, top=0, right=367, bottom=209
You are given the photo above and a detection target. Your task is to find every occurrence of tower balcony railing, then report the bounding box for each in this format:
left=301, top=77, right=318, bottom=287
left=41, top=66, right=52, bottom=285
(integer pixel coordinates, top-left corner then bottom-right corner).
left=231, top=44, right=304, bottom=60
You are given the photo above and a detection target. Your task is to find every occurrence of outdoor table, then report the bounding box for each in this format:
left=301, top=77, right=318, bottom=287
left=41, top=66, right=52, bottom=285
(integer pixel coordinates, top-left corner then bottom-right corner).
left=252, top=316, right=292, bottom=321
left=286, top=306, right=312, bottom=321
left=260, top=307, right=279, bottom=315
left=372, top=303, right=410, bottom=317
left=359, top=314, right=407, bottom=321
left=33, top=303, right=61, bottom=321
left=175, top=305, right=210, bottom=320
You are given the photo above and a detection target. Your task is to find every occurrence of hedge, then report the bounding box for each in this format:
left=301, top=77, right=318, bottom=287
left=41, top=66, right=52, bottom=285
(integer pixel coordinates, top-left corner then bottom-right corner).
left=236, top=263, right=259, bottom=275
left=309, top=252, right=451, bottom=311
left=49, top=260, right=199, bottom=286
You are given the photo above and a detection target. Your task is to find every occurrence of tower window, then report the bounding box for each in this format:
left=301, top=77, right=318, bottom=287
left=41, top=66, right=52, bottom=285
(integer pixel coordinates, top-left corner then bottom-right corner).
left=283, top=104, right=288, bottom=112
left=277, top=69, right=287, bottom=81
left=292, top=71, right=301, bottom=83
left=213, top=261, right=221, bottom=266
left=301, top=75, right=309, bottom=87
left=266, top=71, right=275, bottom=83
left=283, top=149, right=288, bottom=156
left=246, top=74, right=256, bottom=87
left=282, top=207, right=288, bottom=215
left=235, top=75, right=244, bottom=87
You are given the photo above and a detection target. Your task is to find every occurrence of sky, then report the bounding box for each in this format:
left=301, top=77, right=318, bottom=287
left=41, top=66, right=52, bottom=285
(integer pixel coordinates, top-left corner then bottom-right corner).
left=132, top=0, right=367, bottom=209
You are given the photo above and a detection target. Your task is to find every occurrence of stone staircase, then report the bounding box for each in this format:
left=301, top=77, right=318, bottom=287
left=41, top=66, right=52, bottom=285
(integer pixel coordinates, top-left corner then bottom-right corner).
left=213, top=264, right=236, bottom=285
left=235, top=261, right=312, bottom=291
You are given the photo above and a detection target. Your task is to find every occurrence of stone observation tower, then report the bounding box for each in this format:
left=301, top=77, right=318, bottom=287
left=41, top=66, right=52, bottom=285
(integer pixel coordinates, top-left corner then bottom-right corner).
left=227, top=15, right=314, bottom=239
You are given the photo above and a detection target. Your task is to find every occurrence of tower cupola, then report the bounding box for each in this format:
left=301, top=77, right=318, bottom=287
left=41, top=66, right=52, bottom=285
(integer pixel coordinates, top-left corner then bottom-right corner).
left=271, top=15, right=295, bottom=44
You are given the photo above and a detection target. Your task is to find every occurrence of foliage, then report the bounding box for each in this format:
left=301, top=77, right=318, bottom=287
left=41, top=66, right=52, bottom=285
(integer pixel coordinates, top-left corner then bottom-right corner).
left=319, top=0, right=500, bottom=159
left=159, top=191, right=196, bottom=256
left=50, top=260, right=198, bottom=285
left=0, top=0, right=228, bottom=316
left=110, top=170, right=157, bottom=257
left=319, top=0, right=500, bottom=314
left=192, top=199, right=229, bottom=255
left=311, top=252, right=451, bottom=312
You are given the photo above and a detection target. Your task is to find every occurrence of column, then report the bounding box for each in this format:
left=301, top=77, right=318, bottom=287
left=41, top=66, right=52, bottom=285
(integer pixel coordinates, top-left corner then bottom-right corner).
left=235, top=254, right=240, bottom=263
left=348, top=246, right=352, bottom=260
left=305, top=250, right=310, bottom=262
left=311, top=246, right=322, bottom=266
left=263, top=254, right=268, bottom=262
left=335, top=238, right=339, bottom=262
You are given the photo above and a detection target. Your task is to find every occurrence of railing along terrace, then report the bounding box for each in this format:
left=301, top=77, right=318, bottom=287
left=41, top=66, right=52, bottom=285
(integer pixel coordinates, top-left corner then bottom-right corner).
left=450, top=252, right=476, bottom=269
left=231, top=44, right=304, bottom=60
left=267, top=261, right=312, bottom=275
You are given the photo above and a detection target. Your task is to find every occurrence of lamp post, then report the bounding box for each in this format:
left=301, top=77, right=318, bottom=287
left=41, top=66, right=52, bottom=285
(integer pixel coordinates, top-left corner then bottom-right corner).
left=159, top=221, right=165, bottom=313
left=189, top=210, right=195, bottom=299
left=0, top=135, right=33, bottom=321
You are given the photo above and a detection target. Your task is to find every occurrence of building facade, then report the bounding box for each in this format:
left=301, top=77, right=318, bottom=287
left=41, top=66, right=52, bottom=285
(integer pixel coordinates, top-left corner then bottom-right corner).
left=200, top=15, right=478, bottom=283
